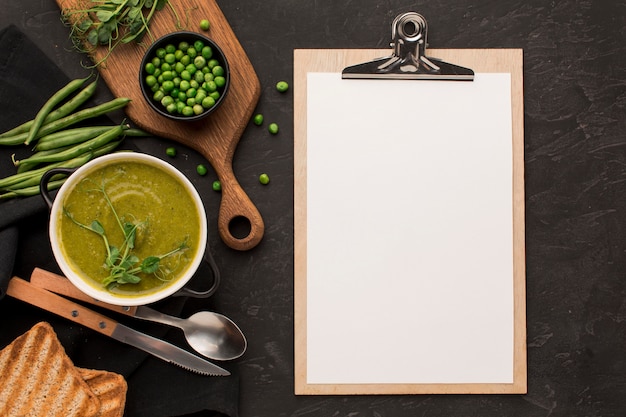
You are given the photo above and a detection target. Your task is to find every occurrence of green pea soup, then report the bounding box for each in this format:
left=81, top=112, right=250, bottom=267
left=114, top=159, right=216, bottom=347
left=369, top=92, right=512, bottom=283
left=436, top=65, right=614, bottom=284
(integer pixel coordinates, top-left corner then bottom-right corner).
left=57, top=159, right=202, bottom=298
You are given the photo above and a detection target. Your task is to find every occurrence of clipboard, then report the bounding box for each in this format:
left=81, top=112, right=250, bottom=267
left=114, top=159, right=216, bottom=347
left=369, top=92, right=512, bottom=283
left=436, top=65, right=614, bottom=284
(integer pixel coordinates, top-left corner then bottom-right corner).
left=294, top=13, right=526, bottom=395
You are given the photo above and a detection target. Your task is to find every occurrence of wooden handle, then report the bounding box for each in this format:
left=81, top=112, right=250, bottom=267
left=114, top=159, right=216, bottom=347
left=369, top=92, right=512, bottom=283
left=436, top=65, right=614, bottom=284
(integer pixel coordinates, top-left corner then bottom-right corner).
left=29, top=268, right=138, bottom=316
left=217, top=169, right=265, bottom=251
left=6, top=277, right=118, bottom=337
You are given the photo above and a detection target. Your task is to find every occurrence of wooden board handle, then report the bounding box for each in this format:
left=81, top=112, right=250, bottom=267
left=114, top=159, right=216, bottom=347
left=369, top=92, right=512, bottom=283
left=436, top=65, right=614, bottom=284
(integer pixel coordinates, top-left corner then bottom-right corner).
left=6, top=277, right=118, bottom=337
left=217, top=171, right=265, bottom=250
left=29, top=268, right=137, bottom=316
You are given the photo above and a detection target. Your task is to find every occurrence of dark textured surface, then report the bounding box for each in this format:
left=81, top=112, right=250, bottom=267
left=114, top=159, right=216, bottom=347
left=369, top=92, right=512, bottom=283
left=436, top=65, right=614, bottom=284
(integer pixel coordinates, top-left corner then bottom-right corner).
left=1, top=0, right=625, bottom=416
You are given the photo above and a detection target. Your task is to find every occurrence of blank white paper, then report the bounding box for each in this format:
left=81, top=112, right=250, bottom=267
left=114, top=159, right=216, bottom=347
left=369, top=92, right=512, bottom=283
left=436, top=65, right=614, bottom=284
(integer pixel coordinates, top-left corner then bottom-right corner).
left=306, top=72, right=514, bottom=384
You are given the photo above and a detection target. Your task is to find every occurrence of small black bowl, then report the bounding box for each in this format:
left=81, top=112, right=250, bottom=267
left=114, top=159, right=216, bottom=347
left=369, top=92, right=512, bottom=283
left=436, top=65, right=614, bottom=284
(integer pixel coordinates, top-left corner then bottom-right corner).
left=139, top=31, right=230, bottom=122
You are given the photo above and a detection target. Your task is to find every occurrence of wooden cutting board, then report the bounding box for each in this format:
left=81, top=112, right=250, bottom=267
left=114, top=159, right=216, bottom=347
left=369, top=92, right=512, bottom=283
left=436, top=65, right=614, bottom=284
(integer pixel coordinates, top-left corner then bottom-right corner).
left=56, top=0, right=263, bottom=251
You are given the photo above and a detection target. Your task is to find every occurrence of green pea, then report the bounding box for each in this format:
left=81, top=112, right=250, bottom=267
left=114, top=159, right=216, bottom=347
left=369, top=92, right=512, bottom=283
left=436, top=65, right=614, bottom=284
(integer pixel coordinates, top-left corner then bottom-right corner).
left=145, top=62, right=156, bottom=74
left=200, top=19, right=210, bottom=31
left=208, top=59, right=219, bottom=69
left=276, top=81, right=289, bottom=92
left=214, top=76, right=226, bottom=88
left=259, top=173, right=270, bottom=185
left=187, top=47, right=197, bottom=58
left=145, top=75, right=157, bottom=87
left=253, top=114, right=263, bottom=125
left=196, top=164, right=208, bottom=176
left=153, top=90, right=165, bottom=102
left=162, top=80, right=175, bottom=92
left=179, top=80, right=191, bottom=91
left=194, top=56, right=206, bottom=69
left=209, top=91, right=220, bottom=100
left=182, top=106, right=194, bottom=116
left=193, top=104, right=204, bottom=115
left=165, top=43, right=176, bottom=54
left=166, top=146, right=177, bottom=157
left=156, top=47, right=167, bottom=59
left=202, top=46, right=213, bottom=60
left=268, top=123, right=279, bottom=134
left=165, top=53, right=176, bottom=64
left=194, top=40, right=204, bottom=51
left=174, top=62, right=185, bottom=74
left=212, top=66, right=224, bottom=77
left=205, top=80, right=217, bottom=92
left=212, top=180, right=221, bottom=191
left=201, top=96, right=215, bottom=108
left=180, top=54, right=191, bottom=66
left=178, top=41, right=189, bottom=50
left=161, top=95, right=174, bottom=107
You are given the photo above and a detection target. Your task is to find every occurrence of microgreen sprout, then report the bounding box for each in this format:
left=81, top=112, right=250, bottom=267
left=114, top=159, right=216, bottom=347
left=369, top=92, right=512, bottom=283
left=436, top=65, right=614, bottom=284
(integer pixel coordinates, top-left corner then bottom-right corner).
left=63, top=181, right=189, bottom=289
left=63, top=0, right=183, bottom=68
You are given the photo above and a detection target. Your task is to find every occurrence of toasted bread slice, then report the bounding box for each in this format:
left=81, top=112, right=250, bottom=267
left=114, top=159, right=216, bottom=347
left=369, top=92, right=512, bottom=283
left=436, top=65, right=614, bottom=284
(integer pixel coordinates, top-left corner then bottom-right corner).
left=79, top=368, right=128, bottom=417
left=0, top=322, right=101, bottom=417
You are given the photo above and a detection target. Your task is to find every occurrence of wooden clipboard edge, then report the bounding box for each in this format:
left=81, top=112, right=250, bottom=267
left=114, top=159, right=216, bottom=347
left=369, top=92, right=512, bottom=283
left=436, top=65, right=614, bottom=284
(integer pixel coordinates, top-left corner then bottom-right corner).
left=293, top=48, right=526, bottom=395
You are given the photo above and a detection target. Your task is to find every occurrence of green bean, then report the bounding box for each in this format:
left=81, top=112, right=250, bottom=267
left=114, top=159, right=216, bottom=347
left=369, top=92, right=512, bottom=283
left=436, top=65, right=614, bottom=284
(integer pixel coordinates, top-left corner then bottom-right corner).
left=0, top=80, right=97, bottom=139
left=0, top=134, right=32, bottom=146
left=122, top=128, right=151, bottom=137
left=35, top=125, right=123, bottom=151
left=0, top=98, right=131, bottom=146
left=0, top=179, right=66, bottom=200
left=5, top=153, right=92, bottom=190
left=91, top=140, right=122, bottom=158
left=16, top=145, right=75, bottom=173
left=25, top=76, right=91, bottom=145
left=14, top=125, right=124, bottom=167
left=0, top=154, right=91, bottom=189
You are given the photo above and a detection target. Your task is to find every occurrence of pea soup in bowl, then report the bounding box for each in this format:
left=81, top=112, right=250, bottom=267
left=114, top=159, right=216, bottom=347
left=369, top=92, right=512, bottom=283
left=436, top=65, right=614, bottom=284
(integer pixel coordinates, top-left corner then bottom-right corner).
left=46, top=152, right=207, bottom=306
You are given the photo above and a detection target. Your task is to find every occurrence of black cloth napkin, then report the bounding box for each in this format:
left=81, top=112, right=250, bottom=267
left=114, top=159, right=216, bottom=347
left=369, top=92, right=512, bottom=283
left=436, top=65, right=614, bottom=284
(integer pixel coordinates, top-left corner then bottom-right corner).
left=0, top=25, right=238, bottom=417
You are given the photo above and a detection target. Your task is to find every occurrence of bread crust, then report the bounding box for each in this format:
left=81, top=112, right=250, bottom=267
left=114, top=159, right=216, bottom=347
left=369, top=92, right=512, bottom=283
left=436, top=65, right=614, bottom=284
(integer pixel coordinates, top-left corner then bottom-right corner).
left=0, top=322, right=101, bottom=417
left=79, top=368, right=128, bottom=417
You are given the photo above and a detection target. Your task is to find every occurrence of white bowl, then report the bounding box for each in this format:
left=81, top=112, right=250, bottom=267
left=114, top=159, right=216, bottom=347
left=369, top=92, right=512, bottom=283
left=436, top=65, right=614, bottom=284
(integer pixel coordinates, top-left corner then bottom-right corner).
left=48, top=152, right=207, bottom=306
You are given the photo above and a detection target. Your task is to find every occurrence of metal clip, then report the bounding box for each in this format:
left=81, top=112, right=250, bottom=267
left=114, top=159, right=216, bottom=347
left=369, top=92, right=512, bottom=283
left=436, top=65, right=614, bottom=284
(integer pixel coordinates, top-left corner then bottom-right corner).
left=342, top=12, right=474, bottom=81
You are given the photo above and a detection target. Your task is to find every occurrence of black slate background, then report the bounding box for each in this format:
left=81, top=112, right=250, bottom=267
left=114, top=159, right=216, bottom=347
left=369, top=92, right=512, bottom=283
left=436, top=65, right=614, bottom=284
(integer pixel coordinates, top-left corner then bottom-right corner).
left=1, top=0, right=625, bottom=416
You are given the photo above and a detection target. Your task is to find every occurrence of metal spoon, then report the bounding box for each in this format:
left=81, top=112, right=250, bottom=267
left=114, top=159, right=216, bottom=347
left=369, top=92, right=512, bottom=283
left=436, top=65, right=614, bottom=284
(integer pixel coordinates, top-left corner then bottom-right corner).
left=129, top=306, right=247, bottom=361
left=30, top=268, right=247, bottom=361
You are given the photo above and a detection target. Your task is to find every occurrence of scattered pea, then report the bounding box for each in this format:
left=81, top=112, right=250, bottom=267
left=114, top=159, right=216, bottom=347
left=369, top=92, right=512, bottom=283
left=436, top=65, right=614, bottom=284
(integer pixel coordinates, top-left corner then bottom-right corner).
left=200, top=19, right=210, bottom=31
left=259, top=173, right=270, bottom=185
left=276, top=81, right=289, bottom=93
left=196, top=164, right=208, bottom=176
left=253, top=113, right=264, bottom=126
left=165, top=146, right=177, bottom=157
left=212, top=180, right=221, bottom=191
left=268, top=122, right=279, bottom=134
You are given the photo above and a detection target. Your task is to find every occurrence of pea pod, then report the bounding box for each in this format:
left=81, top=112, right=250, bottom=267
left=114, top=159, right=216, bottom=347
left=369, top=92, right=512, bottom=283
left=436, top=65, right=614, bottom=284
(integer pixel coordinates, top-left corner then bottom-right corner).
left=0, top=80, right=97, bottom=139
left=25, top=76, right=91, bottom=145
left=35, top=125, right=124, bottom=151
left=14, top=125, right=124, bottom=167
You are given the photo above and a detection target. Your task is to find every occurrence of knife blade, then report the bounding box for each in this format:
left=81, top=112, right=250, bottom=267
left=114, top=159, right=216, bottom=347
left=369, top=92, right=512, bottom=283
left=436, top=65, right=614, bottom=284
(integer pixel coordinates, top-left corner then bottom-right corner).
left=6, top=277, right=229, bottom=376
